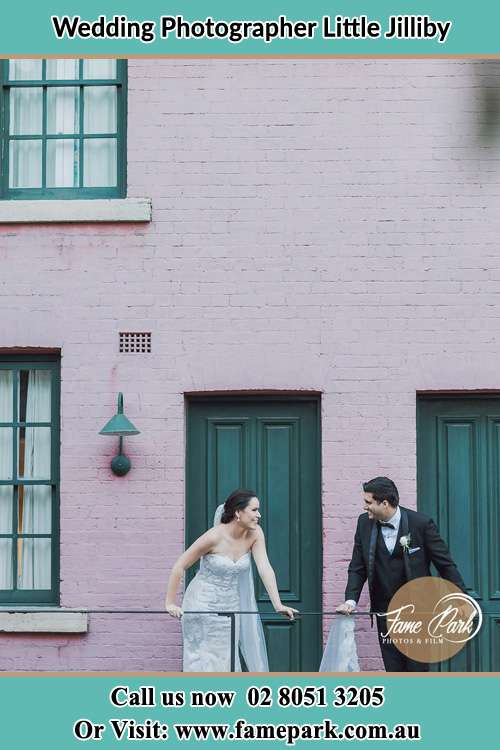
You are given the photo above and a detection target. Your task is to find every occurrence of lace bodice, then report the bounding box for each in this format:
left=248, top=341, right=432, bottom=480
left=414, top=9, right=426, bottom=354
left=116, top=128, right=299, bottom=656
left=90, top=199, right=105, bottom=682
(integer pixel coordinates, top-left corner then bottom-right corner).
left=198, top=552, right=251, bottom=589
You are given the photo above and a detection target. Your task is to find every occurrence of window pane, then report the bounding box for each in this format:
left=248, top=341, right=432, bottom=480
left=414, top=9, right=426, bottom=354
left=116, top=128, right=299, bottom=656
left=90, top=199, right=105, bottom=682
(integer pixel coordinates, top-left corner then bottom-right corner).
left=0, top=429, right=13, bottom=479
left=18, top=485, right=51, bottom=535
left=8, top=59, right=42, bottom=80
left=84, top=86, right=117, bottom=134
left=9, top=140, right=42, bottom=188
left=0, top=540, right=12, bottom=589
left=47, top=140, right=80, bottom=187
left=47, top=87, right=79, bottom=134
left=0, top=487, right=13, bottom=534
left=18, top=427, right=51, bottom=480
left=46, top=59, right=79, bottom=80
left=18, top=370, right=52, bottom=423
left=10, top=88, right=43, bottom=135
left=83, top=59, right=116, bottom=79
left=18, top=538, right=51, bottom=589
left=0, top=371, right=13, bottom=422
left=83, top=138, right=117, bottom=187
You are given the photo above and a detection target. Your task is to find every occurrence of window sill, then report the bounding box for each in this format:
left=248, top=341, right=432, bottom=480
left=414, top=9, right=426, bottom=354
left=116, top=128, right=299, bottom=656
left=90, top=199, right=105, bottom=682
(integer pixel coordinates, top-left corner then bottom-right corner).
left=0, top=609, right=88, bottom=633
left=0, top=198, right=151, bottom=224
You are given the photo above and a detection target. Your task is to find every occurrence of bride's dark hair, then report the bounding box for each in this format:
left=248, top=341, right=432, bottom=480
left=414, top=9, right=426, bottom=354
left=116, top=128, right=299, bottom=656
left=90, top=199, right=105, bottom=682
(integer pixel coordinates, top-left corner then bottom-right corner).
left=221, top=489, right=257, bottom=523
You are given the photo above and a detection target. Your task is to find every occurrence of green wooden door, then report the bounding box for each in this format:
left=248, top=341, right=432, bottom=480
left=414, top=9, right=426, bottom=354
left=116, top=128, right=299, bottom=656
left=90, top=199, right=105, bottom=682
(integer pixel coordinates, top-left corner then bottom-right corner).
left=186, top=396, right=321, bottom=671
left=417, top=396, right=500, bottom=671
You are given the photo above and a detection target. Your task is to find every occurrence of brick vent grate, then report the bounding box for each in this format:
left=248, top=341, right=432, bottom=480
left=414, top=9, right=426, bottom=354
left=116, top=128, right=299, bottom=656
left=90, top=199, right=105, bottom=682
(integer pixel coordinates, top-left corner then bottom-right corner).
left=119, top=332, right=152, bottom=354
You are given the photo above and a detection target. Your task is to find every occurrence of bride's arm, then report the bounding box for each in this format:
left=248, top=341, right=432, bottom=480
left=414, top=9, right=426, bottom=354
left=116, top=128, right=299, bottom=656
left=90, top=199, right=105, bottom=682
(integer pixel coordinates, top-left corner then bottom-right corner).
left=251, top=527, right=297, bottom=620
left=165, top=529, right=217, bottom=617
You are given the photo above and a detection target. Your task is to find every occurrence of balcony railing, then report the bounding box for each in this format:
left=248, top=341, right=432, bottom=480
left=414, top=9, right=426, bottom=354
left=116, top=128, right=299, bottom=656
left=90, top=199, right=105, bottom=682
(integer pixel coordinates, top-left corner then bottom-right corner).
left=1, top=607, right=377, bottom=672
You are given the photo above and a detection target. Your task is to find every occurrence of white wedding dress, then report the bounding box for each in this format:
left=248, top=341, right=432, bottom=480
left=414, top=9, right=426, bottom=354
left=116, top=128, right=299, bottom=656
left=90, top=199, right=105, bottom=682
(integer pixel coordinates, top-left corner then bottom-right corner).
left=181, top=507, right=268, bottom=672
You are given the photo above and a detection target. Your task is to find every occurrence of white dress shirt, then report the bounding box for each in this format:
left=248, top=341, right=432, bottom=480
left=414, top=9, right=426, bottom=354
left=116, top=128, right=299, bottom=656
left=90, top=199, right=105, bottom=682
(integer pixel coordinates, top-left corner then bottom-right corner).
left=379, top=505, right=401, bottom=554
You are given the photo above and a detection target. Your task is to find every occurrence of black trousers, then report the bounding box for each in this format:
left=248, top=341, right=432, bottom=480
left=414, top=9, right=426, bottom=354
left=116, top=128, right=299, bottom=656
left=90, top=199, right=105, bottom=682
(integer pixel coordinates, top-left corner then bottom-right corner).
left=375, top=615, right=430, bottom=672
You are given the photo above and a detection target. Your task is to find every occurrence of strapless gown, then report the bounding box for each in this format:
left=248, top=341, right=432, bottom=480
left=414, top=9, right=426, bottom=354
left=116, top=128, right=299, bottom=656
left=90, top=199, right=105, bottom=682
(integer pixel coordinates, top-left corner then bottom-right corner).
left=182, top=552, right=251, bottom=672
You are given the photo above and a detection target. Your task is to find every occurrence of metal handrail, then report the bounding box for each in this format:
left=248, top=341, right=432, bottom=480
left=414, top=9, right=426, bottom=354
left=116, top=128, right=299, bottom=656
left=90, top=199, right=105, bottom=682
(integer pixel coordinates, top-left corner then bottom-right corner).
left=0, top=608, right=378, bottom=672
left=198, top=611, right=377, bottom=671
left=0, top=608, right=376, bottom=615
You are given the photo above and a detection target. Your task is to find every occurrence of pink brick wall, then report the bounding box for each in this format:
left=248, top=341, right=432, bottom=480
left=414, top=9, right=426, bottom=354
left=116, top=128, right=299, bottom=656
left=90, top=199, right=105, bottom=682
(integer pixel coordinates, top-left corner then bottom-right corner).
left=1, top=59, right=499, bottom=670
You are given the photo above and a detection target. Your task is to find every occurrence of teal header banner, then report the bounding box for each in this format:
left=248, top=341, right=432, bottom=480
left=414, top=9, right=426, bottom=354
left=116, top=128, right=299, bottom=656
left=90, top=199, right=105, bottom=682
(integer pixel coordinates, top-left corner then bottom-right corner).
left=0, top=1, right=499, bottom=56
left=0, top=674, right=497, bottom=748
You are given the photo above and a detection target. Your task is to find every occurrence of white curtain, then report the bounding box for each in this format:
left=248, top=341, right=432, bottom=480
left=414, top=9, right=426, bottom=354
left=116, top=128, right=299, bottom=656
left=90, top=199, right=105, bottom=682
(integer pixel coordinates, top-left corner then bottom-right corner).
left=0, top=371, right=13, bottom=588
left=82, top=85, right=117, bottom=188
left=9, top=59, right=118, bottom=190
left=10, top=88, right=42, bottom=135
left=9, top=59, right=42, bottom=81
left=46, top=59, right=79, bottom=80
left=46, top=138, right=79, bottom=188
left=9, top=87, right=43, bottom=189
left=83, top=59, right=116, bottom=79
left=83, top=138, right=117, bottom=187
left=9, top=140, right=42, bottom=189
left=19, top=370, right=52, bottom=590
left=46, top=87, right=80, bottom=188
left=84, top=86, right=116, bottom=134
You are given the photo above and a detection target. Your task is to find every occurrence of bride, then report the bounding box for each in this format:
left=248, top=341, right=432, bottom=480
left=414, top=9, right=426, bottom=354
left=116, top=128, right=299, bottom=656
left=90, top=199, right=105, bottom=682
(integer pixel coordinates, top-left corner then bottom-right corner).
left=165, top=489, right=297, bottom=671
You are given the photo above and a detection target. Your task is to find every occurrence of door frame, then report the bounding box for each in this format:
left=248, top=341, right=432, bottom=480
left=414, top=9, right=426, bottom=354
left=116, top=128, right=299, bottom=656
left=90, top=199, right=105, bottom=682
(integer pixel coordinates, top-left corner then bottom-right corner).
left=184, top=391, right=323, bottom=670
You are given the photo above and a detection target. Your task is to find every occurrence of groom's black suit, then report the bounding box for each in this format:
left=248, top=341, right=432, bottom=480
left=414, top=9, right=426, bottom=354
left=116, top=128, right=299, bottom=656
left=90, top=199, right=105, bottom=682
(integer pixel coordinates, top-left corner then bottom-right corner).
left=345, top=506, right=467, bottom=672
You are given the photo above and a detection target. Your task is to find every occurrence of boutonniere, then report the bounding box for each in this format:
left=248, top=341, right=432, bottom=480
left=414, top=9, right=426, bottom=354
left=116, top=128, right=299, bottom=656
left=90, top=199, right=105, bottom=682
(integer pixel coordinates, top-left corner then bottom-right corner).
left=400, top=534, right=411, bottom=553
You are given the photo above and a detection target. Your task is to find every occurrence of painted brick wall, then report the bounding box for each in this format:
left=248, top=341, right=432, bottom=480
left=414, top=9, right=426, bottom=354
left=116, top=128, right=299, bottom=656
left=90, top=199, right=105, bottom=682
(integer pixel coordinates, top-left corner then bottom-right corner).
left=1, top=59, right=499, bottom=670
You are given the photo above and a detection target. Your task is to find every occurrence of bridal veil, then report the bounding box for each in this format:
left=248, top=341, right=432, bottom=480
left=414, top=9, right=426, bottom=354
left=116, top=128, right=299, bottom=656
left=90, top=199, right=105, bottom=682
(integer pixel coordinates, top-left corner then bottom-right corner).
left=213, top=504, right=268, bottom=671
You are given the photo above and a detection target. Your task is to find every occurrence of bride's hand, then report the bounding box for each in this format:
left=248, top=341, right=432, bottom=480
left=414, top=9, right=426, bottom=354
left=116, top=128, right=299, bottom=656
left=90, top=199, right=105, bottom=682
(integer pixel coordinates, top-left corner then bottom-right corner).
left=165, top=602, right=183, bottom=618
left=276, top=604, right=298, bottom=621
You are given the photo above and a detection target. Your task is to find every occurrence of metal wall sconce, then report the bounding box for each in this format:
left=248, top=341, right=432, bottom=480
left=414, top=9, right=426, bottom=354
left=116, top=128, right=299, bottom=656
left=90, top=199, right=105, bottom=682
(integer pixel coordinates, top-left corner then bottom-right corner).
left=99, top=392, right=140, bottom=476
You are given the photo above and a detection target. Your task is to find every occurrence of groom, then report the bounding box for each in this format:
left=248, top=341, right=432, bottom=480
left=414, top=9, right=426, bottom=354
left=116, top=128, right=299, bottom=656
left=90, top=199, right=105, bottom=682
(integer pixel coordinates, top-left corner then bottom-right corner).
left=337, top=476, right=467, bottom=671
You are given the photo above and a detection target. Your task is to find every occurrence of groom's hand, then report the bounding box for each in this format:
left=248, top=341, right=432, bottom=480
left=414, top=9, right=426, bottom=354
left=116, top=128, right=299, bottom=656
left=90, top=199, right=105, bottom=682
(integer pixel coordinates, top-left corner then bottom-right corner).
left=336, top=601, right=356, bottom=615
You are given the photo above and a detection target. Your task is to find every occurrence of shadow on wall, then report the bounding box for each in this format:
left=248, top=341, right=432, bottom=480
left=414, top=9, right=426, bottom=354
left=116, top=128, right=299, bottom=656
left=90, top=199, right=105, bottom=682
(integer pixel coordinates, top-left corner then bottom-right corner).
left=475, top=60, right=500, bottom=146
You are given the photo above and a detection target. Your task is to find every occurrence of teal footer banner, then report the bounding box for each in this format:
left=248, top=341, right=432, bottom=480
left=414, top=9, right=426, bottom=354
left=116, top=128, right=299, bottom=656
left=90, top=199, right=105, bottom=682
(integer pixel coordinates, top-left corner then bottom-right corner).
left=0, top=674, right=496, bottom=747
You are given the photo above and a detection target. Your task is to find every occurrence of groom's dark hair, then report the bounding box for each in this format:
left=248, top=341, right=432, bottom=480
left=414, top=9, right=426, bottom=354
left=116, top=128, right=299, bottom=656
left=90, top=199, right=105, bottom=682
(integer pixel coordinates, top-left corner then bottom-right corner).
left=362, top=477, right=399, bottom=507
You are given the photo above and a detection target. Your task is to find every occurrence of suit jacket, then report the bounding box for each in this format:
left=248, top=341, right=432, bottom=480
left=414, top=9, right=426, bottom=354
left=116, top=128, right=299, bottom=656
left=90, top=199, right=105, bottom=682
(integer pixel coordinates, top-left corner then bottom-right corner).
left=344, top=506, right=466, bottom=609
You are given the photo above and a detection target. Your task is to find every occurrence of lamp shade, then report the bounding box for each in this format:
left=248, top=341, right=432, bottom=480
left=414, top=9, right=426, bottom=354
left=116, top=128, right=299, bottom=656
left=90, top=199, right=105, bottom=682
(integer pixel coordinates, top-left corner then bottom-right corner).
left=99, top=393, right=140, bottom=437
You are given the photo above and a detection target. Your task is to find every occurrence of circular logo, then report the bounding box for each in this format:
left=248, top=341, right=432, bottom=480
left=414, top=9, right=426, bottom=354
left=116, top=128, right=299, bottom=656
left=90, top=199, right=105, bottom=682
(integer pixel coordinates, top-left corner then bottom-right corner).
left=383, top=577, right=482, bottom=663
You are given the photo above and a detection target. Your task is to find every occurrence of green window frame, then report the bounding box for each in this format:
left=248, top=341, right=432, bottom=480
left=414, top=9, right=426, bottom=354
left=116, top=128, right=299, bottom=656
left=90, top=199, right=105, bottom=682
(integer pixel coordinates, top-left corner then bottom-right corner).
left=0, top=59, right=127, bottom=200
left=0, top=356, right=60, bottom=605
